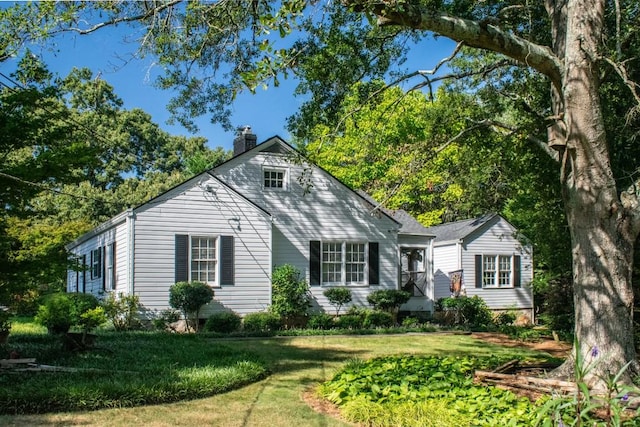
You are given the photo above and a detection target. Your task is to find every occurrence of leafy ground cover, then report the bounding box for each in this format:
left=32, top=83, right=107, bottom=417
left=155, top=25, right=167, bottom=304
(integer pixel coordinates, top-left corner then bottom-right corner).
left=319, top=355, right=540, bottom=426
left=0, top=331, right=557, bottom=426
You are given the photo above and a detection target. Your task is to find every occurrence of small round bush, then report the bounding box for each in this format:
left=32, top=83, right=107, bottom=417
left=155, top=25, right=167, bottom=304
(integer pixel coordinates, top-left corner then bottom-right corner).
left=335, top=314, right=364, bottom=330
left=366, top=289, right=412, bottom=312
left=438, top=296, right=494, bottom=328
left=204, top=311, right=242, bottom=333
left=169, top=281, right=214, bottom=331
left=362, top=310, right=393, bottom=328
left=323, top=287, right=352, bottom=315
left=307, top=313, right=335, bottom=330
left=494, top=311, right=517, bottom=327
left=35, top=293, right=73, bottom=334
left=401, top=316, right=421, bottom=328
left=243, top=312, right=282, bottom=332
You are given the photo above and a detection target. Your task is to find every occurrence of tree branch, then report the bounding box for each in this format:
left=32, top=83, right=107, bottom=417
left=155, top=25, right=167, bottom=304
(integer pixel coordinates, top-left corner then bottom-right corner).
left=344, top=0, right=562, bottom=89
left=61, top=0, right=183, bottom=35
left=437, top=118, right=559, bottom=161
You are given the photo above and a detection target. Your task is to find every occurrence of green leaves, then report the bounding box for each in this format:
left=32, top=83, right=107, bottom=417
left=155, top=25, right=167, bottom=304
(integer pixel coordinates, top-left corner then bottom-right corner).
left=320, top=355, right=538, bottom=426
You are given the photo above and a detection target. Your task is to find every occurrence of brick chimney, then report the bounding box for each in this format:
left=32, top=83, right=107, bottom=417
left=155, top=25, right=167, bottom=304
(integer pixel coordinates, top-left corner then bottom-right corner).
left=233, top=126, right=257, bottom=157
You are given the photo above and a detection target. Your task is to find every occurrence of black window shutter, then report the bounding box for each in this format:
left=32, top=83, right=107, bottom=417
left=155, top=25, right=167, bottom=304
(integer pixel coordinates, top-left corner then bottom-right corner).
left=90, top=250, right=95, bottom=279
left=102, top=246, right=106, bottom=290
left=175, top=234, right=189, bottom=283
left=368, top=242, right=379, bottom=286
left=513, top=255, right=522, bottom=288
left=475, top=254, right=483, bottom=288
left=220, top=235, right=234, bottom=285
left=111, top=242, right=117, bottom=290
left=81, top=255, right=86, bottom=293
left=310, top=240, right=321, bottom=286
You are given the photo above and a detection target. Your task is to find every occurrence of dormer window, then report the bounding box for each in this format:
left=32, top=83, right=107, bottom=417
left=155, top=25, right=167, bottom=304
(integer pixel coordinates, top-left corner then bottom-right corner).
left=263, top=167, right=287, bottom=190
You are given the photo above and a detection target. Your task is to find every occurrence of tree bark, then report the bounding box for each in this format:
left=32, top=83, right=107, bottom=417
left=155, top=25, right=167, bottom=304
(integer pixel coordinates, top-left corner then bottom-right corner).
left=557, top=0, right=638, bottom=385
left=344, top=0, right=640, bottom=386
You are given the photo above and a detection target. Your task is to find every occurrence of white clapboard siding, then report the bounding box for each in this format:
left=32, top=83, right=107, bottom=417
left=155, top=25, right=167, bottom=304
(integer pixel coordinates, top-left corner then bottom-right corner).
left=462, top=217, right=533, bottom=309
left=215, top=146, right=399, bottom=313
left=433, top=243, right=461, bottom=301
left=66, top=214, right=129, bottom=298
left=132, top=175, right=272, bottom=315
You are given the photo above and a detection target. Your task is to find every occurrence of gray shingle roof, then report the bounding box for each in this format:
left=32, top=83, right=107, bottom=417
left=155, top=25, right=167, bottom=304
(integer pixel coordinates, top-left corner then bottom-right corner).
left=423, top=213, right=498, bottom=242
left=356, top=191, right=434, bottom=236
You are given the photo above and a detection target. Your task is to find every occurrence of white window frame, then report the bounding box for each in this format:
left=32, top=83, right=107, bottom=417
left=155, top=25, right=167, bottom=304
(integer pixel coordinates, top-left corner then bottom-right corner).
left=190, top=235, right=219, bottom=286
left=105, top=242, right=116, bottom=291
left=321, top=241, right=368, bottom=286
left=262, top=167, right=289, bottom=190
left=482, top=254, right=513, bottom=288
left=91, top=248, right=102, bottom=280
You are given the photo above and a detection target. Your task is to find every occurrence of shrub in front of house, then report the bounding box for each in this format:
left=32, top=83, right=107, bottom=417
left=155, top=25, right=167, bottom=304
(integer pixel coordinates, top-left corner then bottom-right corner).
left=169, top=281, right=214, bottom=332
left=269, top=265, right=311, bottom=327
left=243, top=312, right=282, bottom=332
left=437, top=296, right=494, bottom=328
left=35, top=294, right=74, bottom=334
left=362, top=310, right=394, bottom=328
left=203, top=311, right=242, bottom=333
left=36, top=293, right=101, bottom=335
left=307, top=313, right=336, bottom=330
left=335, top=313, right=365, bottom=330
left=152, top=308, right=181, bottom=331
left=323, top=287, right=352, bottom=316
left=366, top=289, right=411, bottom=324
left=102, top=292, right=142, bottom=331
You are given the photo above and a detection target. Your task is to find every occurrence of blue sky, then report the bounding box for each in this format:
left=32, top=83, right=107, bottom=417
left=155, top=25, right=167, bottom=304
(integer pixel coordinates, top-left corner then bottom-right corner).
left=1, top=12, right=457, bottom=151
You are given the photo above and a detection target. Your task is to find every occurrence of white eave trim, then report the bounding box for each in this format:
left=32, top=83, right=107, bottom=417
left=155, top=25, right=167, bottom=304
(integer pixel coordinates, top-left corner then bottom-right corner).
left=65, top=209, right=131, bottom=250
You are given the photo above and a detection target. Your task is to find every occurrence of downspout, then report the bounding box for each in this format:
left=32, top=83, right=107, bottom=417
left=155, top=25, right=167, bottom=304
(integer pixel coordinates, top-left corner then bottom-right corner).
left=127, top=209, right=136, bottom=295
left=268, top=216, right=273, bottom=307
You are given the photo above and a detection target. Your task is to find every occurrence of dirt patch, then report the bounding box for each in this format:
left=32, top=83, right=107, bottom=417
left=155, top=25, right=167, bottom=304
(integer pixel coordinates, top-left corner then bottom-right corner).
left=471, top=332, right=571, bottom=359
left=302, top=387, right=352, bottom=424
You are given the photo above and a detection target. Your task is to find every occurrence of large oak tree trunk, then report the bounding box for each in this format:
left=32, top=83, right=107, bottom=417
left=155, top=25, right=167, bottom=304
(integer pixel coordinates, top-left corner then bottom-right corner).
left=346, top=0, right=640, bottom=386
left=557, top=0, right=638, bottom=384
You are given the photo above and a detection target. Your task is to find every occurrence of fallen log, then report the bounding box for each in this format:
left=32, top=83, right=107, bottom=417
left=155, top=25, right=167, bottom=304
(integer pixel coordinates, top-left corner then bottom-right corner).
left=475, top=370, right=578, bottom=394
left=0, top=358, right=36, bottom=368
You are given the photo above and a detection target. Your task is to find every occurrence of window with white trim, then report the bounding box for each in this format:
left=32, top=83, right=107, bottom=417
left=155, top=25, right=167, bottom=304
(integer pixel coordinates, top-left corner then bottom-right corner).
left=482, top=255, right=513, bottom=288
left=322, top=241, right=367, bottom=285
left=190, top=236, right=217, bottom=284
left=263, top=168, right=286, bottom=189
left=345, top=243, right=366, bottom=283
left=91, top=248, right=102, bottom=280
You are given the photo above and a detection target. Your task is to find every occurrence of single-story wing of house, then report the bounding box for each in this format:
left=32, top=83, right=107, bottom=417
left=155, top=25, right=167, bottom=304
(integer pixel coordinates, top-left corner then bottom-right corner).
left=424, top=213, right=534, bottom=323
left=66, top=129, right=437, bottom=319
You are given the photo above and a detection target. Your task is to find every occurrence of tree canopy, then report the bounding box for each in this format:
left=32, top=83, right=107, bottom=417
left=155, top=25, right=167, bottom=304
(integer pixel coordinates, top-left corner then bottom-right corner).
left=2, top=0, right=640, bottom=385
left=0, top=57, right=230, bottom=308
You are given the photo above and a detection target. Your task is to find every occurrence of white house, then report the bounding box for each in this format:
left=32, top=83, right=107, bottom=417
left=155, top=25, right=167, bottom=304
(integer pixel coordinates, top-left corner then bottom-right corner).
left=424, top=214, right=534, bottom=322
left=65, top=130, right=435, bottom=318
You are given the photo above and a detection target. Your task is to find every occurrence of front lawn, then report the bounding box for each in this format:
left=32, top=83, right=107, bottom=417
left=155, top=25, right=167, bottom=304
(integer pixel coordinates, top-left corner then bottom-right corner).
left=0, top=328, right=561, bottom=426
left=1, top=328, right=267, bottom=414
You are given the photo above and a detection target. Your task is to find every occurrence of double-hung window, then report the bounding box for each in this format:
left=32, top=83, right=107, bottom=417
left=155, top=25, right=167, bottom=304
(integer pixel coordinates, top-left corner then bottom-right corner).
left=321, top=241, right=367, bottom=285
left=482, top=255, right=512, bottom=288
left=263, top=168, right=287, bottom=190
left=190, top=236, right=218, bottom=284
left=91, top=248, right=102, bottom=280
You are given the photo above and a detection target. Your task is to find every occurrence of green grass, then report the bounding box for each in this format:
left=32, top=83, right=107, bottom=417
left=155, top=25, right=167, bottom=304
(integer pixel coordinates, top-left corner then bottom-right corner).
left=1, top=330, right=267, bottom=414
left=0, top=327, right=561, bottom=426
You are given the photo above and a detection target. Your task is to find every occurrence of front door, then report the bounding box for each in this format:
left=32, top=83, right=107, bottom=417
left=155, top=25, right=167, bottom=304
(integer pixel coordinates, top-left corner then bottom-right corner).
left=400, top=248, right=427, bottom=297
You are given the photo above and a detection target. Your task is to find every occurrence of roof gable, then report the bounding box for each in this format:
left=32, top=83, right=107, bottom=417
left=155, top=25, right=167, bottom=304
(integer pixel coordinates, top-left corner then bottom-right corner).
left=213, top=137, right=402, bottom=227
